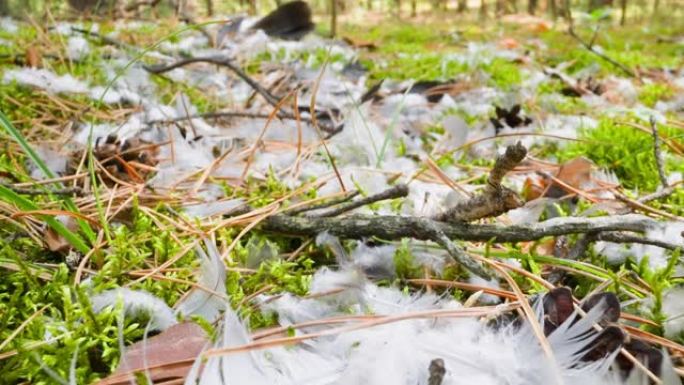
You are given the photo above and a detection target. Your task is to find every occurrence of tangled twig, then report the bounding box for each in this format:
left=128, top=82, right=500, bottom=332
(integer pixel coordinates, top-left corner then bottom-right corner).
left=144, top=55, right=338, bottom=133
left=433, top=142, right=527, bottom=223
left=567, top=26, right=637, bottom=78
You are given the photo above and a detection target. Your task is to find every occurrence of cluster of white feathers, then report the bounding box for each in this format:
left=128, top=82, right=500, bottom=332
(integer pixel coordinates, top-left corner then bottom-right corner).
left=87, top=237, right=680, bottom=385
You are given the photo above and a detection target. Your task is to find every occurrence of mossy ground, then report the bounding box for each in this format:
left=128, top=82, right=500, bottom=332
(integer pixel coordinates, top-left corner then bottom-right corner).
left=0, top=12, right=683, bottom=384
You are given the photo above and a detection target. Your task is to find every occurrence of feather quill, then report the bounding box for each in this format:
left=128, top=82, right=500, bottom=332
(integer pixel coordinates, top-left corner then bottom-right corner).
left=175, top=240, right=227, bottom=323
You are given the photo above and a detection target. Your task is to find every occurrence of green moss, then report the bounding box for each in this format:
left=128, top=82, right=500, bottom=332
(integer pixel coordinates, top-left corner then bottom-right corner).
left=547, top=94, right=591, bottom=115
left=341, top=22, right=463, bottom=81
left=0, top=262, right=148, bottom=384
left=539, top=26, right=683, bottom=76
left=52, top=58, right=108, bottom=86
left=0, top=83, right=43, bottom=124
left=558, top=118, right=684, bottom=192
left=394, top=239, right=421, bottom=279
left=0, top=79, right=115, bottom=135
left=480, top=58, right=522, bottom=90
left=152, top=75, right=228, bottom=113
left=537, top=79, right=566, bottom=95
left=364, top=53, right=468, bottom=81
left=345, top=22, right=448, bottom=54
left=638, top=82, right=675, bottom=107
left=0, top=24, right=38, bottom=49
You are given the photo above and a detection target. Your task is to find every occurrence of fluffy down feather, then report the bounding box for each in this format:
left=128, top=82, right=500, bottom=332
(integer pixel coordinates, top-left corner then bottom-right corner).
left=175, top=240, right=228, bottom=323
left=91, top=288, right=177, bottom=332
left=185, top=266, right=669, bottom=385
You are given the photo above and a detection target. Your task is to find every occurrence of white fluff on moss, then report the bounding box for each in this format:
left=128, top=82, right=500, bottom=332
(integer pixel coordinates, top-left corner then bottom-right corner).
left=188, top=274, right=639, bottom=385
left=91, top=288, right=177, bottom=331
left=176, top=241, right=227, bottom=323
left=3, top=68, right=89, bottom=94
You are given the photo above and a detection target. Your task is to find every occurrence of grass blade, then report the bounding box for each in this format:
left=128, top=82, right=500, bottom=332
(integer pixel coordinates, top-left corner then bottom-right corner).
left=0, top=185, right=89, bottom=254
left=0, top=110, right=95, bottom=245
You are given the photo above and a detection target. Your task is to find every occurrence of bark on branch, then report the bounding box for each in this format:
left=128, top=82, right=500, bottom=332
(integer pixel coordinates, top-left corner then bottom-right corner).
left=258, top=212, right=681, bottom=276
left=312, top=184, right=409, bottom=218
left=433, top=142, right=527, bottom=223
left=261, top=213, right=666, bottom=245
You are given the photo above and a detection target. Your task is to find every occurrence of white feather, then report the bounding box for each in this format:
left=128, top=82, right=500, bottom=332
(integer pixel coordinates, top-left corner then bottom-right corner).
left=187, top=271, right=644, bottom=385
left=176, top=240, right=228, bottom=323
left=91, top=288, right=177, bottom=331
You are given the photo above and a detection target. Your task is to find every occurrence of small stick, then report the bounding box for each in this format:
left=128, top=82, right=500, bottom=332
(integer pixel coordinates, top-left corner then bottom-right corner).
left=285, top=190, right=360, bottom=216
left=487, top=141, right=528, bottom=189
left=261, top=213, right=673, bottom=248
left=144, top=56, right=338, bottom=133
left=313, top=184, right=409, bottom=218
left=588, top=25, right=601, bottom=48
left=433, top=142, right=527, bottom=223
left=0, top=182, right=84, bottom=196
left=650, top=116, right=669, bottom=189
left=638, top=185, right=679, bottom=203
left=596, top=232, right=682, bottom=251
left=567, top=27, right=636, bottom=78
left=147, top=110, right=315, bottom=125
left=419, top=217, right=491, bottom=278
left=144, top=56, right=279, bottom=105
left=70, top=27, right=137, bottom=52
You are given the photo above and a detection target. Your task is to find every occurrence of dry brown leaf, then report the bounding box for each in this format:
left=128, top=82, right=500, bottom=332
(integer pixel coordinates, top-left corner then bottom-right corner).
left=544, top=157, right=594, bottom=198
left=341, top=36, right=378, bottom=50
left=45, top=216, right=79, bottom=252
left=96, top=322, right=208, bottom=385
left=522, top=175, right=545, bottom=201
left=25, top=46, right=42, bottom=68
left=555, top=157, right=593, bottom=189
left=498, top=38, right=520, bottom=49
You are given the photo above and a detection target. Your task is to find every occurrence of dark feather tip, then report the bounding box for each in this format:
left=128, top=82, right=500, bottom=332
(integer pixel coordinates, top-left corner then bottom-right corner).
left=252, top=1, right=315, bottom=40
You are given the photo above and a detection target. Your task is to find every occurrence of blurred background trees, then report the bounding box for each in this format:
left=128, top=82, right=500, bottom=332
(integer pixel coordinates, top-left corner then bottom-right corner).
left=0, top=0, right=680, bottom=27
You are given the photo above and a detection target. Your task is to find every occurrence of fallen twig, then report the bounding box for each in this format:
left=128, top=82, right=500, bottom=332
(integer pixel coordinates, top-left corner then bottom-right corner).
left=261, top=213, right=672, bottom=247
left=567, top=26, right=636, bottom=78
left=638, top=184, right=680, bottom=203
left=0, top=182, right=84, bottom=197
left=144, top=56, right=280, bottom=105
left=284, top=190, right=360, bottom=216
left=433, top=142, right=527, bottom=223
left=70, top=27, right=140, bottom=53
left=650, top=116, right=669, bottom=189
left=549, top=228, right=683, bottom=284
left=596, top=232, right=682, bottom=251
left=422, top=217, right=491, bottom=278
left=144, top=55, right=339, bottom=133
left=147, top=110, right=315, bottom=125
left=543, top=67, right=590, bottom=96
left=312, top=184, right=409, bottom=218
